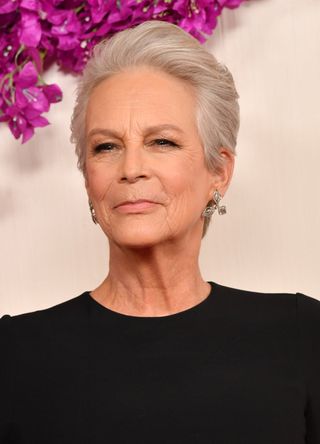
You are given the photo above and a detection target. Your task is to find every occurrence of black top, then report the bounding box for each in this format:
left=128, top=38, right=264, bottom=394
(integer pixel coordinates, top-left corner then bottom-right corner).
left=1, top=281, right=319, bottom=444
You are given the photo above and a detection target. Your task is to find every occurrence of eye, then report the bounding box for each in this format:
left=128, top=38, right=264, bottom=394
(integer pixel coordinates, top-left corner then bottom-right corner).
left=93, top=143, right=116, bottom=153
left=92, top=138, right=179, bottom=153
left=153, top=138, right=178, bottom=148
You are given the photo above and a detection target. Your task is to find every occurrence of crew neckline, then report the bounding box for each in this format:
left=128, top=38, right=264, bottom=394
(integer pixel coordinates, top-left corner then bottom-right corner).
left=86, top=281, right=219, bottom=321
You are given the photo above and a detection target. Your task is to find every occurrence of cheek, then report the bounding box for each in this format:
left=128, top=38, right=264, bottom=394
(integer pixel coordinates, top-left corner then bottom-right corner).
left=157, top=180, right=205, bottom=237
left=166, top=157, right=207, bottom=197
left=85, top=164, right=113, bottom=202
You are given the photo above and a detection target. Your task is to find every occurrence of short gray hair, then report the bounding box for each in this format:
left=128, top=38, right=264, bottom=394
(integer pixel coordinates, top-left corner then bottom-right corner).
left=70, top=19, right=240, bottom=237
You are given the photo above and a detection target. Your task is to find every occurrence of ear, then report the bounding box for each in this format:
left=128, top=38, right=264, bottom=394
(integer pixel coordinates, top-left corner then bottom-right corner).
left=207, top=147, right=235, bottom=200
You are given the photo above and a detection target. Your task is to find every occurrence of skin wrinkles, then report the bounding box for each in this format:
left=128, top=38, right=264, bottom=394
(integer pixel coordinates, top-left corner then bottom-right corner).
left=84, top=65, right=234, bottom=316
left=87, top=123, right=186, bottom=141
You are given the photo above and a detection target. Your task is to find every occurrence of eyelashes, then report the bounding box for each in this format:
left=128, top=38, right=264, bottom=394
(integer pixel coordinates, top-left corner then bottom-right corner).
left=93, top=143, right=115, bottom=153
left=154, top=139, right=178, bottom=148
left=92, top=138, right=179, bottom=153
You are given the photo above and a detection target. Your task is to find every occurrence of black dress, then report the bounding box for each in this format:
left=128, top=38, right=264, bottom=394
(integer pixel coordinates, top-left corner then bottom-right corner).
left=1, top=281, right=319, bottom=444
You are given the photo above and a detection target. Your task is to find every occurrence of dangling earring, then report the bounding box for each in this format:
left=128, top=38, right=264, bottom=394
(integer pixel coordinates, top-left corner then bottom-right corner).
left=202, top=189, right=226, bottom=217
left=89, top=200, right=98, bottom=224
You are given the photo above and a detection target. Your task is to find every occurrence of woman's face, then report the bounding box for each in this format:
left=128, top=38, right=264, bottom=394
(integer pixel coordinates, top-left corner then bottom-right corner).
left=84, top=66, right=222, bottom=248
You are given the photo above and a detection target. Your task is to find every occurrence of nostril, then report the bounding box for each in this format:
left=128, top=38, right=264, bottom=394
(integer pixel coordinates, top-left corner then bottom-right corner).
left=121, top=174, right=147, bottom=182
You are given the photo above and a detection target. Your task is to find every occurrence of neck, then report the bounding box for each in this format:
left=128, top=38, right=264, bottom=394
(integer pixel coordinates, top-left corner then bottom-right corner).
left=91, top=234, right=211, bottom=317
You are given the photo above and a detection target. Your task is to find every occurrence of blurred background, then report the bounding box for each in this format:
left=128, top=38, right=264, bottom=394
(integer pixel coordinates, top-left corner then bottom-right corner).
left=1, top=0, right=319, bottom=316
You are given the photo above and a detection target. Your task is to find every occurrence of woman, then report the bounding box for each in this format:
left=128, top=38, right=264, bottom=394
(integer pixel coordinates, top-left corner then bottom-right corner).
left=1, top=20, right=319, bottom=444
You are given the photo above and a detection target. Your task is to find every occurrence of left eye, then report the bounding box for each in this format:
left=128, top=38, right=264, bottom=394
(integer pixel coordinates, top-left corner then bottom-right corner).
left=153, top=139, right=178, bottom=147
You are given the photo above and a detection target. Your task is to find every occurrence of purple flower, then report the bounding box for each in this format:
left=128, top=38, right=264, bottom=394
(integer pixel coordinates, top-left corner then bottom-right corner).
left=19, top=10, right=42, bottom=47
left=218, top=0, right=243, bottom=8
left=6, top=103, right=50, bottom=143
left=87, top=0, right=113, bottom=24
left=15, top=60, right=39, bottom=88
left=0, top=33, right=19, bottom=70
left=49, top=10, right=82, bottom=50
left=0, top=61, right=62, bottom=142
left=42, top=83, right=63, bottom=103
left=0, top=0, right=246, bottom=144
left=20, top=0, right=40, bottom=11
left=0, top=0, right=19, bottom=14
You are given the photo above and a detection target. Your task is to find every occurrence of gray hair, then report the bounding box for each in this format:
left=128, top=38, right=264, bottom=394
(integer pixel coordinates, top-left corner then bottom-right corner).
left=70, top=20, right=240, bottom=237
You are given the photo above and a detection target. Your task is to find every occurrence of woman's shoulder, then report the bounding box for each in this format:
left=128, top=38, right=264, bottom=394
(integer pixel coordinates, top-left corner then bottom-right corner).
left=0, top=290, right=90, bottom=341
left=212, top=281, right=320, bottom=320
left=214, top=280, right=319, bottom=304
left=1, top=290, right=89, bottom=319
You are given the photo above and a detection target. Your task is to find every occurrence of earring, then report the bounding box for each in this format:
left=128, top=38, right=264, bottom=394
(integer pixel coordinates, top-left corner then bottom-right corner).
left=89, top=200, right=98, bottom=224
left=202, top=189, right=226, bottom=217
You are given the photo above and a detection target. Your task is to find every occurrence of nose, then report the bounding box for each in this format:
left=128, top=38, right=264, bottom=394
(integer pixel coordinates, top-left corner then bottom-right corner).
left=119, top=145, right=148, bottom=183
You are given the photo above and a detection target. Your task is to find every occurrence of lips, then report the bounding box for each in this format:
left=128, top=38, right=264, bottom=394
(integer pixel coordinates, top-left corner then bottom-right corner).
left=114, top=199, right=160, bottom=214
left=114, top=199, right=156, bottom=208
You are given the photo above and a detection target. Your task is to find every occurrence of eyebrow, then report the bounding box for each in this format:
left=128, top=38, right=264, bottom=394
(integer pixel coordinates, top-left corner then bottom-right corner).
left=87, top=124, right=185, bottom=140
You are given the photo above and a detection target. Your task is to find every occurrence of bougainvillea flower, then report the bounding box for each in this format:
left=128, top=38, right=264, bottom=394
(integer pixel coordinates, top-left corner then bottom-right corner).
left=0, top=0, right=246, bottom=144
left=0, top=33, right=18, bottom=71
left=0, top=10, right=18, bottom=30
left=49, top=10, right=80, bottom=31
left=57, top=34, right=79, bottom=50
left=173, top=0, right=220, bottom=42
left=218, top=0, right=243, bottom=7
left=108, top=4, right=135, bottom=26
left=20, top=0, right=40, bottom=11
left=15, top=61, right=38, bottom=88
left=42, top=83, right=63, bottom=104
left=0, top=61, right=61, bottom=142
left=15, top=85, right=49, bottom=116
left=49, top=10, right=82, bottom=50
left=88, top=0, right=113, bottom=24
left=5, top=102, right=50, bottom=143
left=19, top=10, right=42, bottom=47
left=0, top=0, right=18, bottom=14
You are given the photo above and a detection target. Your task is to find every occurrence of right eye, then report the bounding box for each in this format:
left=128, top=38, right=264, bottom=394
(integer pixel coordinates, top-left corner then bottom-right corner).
left=93, top=143, right=116, bottom=153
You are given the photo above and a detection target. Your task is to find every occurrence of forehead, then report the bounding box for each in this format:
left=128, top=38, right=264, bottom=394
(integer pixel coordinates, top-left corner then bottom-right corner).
left=85, top=67, right=198, bottom=134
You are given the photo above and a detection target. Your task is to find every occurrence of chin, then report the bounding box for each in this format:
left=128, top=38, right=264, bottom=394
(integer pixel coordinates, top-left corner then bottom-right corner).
left=107, top=224, right=168, bottom=249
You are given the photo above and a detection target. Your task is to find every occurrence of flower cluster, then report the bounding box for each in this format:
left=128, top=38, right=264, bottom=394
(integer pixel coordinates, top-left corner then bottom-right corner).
left=0, top=0, right=245, bottom=144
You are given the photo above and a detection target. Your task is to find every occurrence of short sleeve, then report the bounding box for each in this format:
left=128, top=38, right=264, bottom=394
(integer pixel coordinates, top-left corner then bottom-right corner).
left=0, top=314, right=14, bottom=443
left=296, top=292, right=320, bottom=444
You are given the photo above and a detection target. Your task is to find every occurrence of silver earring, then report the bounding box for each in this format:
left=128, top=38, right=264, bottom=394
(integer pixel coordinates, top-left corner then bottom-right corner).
left=202, top=190, right=226, bottom=217
left=89, top=200, right=98, bottom=224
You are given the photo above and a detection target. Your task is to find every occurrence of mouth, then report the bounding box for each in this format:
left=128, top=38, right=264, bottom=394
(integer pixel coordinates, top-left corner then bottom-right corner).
left=114, top=199, right=156, bottom=208
left=114, top=200, right=159, bottom=213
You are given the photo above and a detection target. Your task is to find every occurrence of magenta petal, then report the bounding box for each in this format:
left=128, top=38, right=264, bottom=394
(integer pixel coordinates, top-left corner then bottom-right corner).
left=6, top=104, right=19, bottom=118
left=19, top=11, right=42, bottom=47
left=23, top=107, right=41, bottom=120
left=51, top=11, right=81, bottom=35
left=22, top=125, right=35, bottom=143
left=20, top=0, right=40, bottom=11
left=179, top=18, right=193, bottom=33
left=15, top=88, right=29, bottom=108
left=47, top=10, right=68, bottom=25
left=15, top=61, right=38, bottom=88
left=24, top=86, right=50, bottom=113
left=26, top=47, right=43, bottom=73
left=57, top=35, right=79, bottom=50
left=0, top=0, right=17, bottom=14
left=29, top=115, right=50, bottom=127
left=0, top=113, right=10, bottom=122
left=17, top=115, right=27, bottom=133
left=95, top=21, right=112, bottom=37
left=60, top=11, right=81, bottom=34
left=8, top=119, right=21, bottom=139
left=172, top=0, right=188, bottom=15
left=42, top=83, right=63, bottom=103
left=218, top=0, right=244, bottom=7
